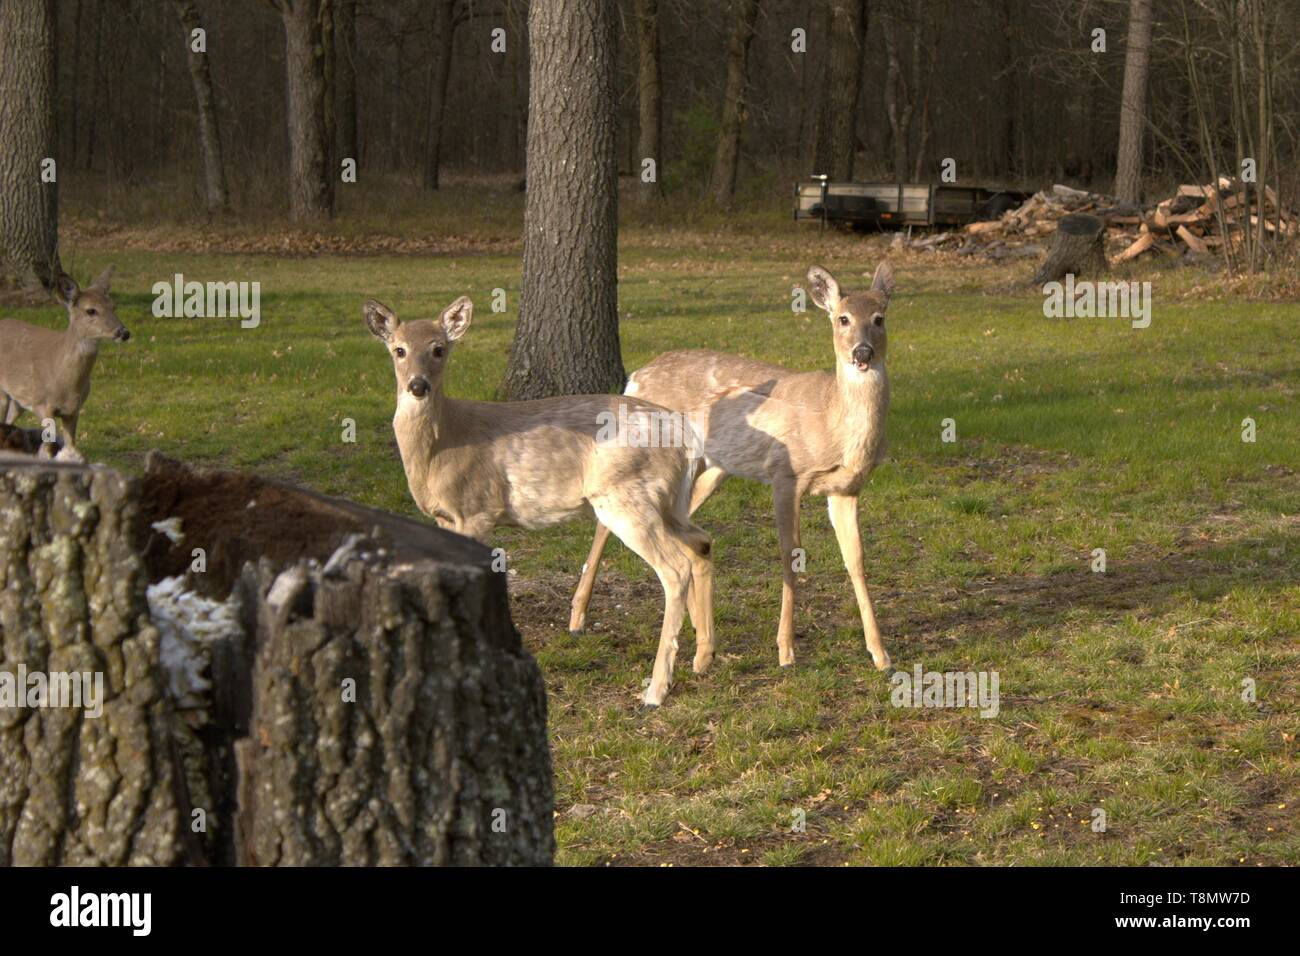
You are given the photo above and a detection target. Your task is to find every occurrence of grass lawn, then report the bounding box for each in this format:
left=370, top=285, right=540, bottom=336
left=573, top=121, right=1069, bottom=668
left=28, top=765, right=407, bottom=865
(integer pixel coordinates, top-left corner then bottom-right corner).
left=18, top=191, right=1299, bottom=865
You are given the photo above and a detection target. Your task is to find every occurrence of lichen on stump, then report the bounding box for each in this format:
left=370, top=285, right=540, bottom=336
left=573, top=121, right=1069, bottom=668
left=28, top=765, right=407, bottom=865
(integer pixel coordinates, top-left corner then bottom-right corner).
left=0, top=452, right=554, bottom=866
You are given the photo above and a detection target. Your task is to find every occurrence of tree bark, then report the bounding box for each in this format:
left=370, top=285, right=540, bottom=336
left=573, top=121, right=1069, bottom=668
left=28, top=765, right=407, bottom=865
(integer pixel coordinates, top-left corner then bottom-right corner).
left=279, top=0, right=335, bottom=221
left=503, top=0, right=624, bottom=399
left=1032, top=213, right=1108, bottom=285
left=634, top=0, right=663, bottom=201
left=0, top=453, right=554, bottom=866
left=334, top=0, right=358, bottom=165
left=710, top=0, right=761, bottom=204
left=423, top=0, right=457, bottom=191
left=172, top=0, right=230, bottom=215
left=1114, top=0, right=1153, bottom=204
left=814, top=0, right=867, bottom=180
left=0, top=0, right=60, bottom=292
left=881, top=3, right=914, bottom=181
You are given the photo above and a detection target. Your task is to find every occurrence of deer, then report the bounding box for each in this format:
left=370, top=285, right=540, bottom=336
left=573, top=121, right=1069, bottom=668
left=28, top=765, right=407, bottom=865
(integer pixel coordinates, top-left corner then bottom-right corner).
left=364, top=294, right=715, bottom=707
left=571, top=262, right=895, bottom=675
left=0, top=266, right=129, bottom=459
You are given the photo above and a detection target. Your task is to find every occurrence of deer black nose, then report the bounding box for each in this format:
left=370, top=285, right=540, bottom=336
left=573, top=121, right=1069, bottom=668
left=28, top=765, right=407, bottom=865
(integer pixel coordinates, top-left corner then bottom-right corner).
left=116, top=328, right=131, bottom=342
left=852, top=344, right=874, bottom=365
left=408, top=376, right=430, bottom=398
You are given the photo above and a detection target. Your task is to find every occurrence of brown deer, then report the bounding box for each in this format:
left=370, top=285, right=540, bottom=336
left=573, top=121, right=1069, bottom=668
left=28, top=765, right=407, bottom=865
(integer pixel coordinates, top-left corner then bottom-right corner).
left=0, top=267, right=129, bottom=458
left=365, top=295, right=715, bottom=706
left=571, top=263, right=895, bottom=673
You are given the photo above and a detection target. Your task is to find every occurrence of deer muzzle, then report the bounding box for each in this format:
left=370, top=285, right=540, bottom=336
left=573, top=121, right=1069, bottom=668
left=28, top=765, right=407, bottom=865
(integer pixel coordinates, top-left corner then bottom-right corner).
left=851, top=344, right=874, bottom=370
left=407, top=376, right=430, bottom=399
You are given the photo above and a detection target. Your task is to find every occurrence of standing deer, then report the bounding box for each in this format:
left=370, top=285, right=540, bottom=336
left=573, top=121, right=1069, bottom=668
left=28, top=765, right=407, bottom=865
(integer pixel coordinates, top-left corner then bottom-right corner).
left=0, top=267, right=129, bottom=459
left=365, top=295, right=714, bottom=706
left=571, top=262, right=895, bottom=673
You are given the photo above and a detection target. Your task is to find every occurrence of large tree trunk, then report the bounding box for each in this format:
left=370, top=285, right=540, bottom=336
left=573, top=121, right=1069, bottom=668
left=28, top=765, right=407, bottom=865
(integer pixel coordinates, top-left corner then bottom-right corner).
left=0, top=0, right=60, bottom=292
left=334, top=0, right=358, bottom=165
left=503, top=0, right=623, bottom=399
left=0, top=453, right=554, bottom=866
left=710, top=0, right=761, bottom=204
left=881, top=2, right=914, bottom=181
left=280, top=0, right=335, bottom=222
left=634, top=0, right=663, bottom=202
left=422, top=0, right=457, bottom=191
left=1114, top=0, right=1153, bottom=204
left=814, top=0, right=867, bottom=180
left=172, top=0, right=229, bottom=215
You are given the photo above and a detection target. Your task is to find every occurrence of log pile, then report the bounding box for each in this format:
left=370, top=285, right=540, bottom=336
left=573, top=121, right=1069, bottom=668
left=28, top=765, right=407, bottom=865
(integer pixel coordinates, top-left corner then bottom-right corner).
left=899, top=180, right=1296, bottom=263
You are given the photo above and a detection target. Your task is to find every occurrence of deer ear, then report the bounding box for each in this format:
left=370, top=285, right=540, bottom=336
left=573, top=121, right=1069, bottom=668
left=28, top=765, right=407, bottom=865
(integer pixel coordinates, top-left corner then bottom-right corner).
left=441, top=296, right=473, bottom=341
left=869, top=261, right=896, bottom=305
left=90, top=265, right=115, bottom=291
left=55, top=273, right=81, bottom=305
left=363, top=299, right=399, bottom=341
left=806, top=266, right=841, bottom=313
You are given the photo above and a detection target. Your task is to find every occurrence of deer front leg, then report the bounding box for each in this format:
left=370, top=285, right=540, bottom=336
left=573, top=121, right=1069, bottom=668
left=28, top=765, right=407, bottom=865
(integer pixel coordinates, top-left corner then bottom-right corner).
left=2, top=394, right=17, bottom=425
left=827, top=493, right=891, bottom=670
left=773, top=479, right=802, bottom=667
left=33, top=406, right=57, bottom=459
left=59, top=412, right=79, bottom=453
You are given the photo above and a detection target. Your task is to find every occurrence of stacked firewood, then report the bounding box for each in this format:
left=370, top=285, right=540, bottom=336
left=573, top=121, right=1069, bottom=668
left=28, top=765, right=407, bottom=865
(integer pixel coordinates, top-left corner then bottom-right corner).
left=952, top=180, right=1296, bottom=262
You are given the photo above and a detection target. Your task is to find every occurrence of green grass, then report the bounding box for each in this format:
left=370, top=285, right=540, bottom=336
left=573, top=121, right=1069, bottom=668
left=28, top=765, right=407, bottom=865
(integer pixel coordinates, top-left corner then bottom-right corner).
left=20, top=194, right=1300, bottom=866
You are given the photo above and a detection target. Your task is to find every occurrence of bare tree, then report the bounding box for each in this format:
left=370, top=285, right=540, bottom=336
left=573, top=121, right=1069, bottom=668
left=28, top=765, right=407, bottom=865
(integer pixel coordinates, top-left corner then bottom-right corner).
left=0, top=0, right=60, bottom=291
left=1114, top=0, right=1153, bottom=203
left=635, top=0, right=663, bottom=201
left=422, top=0, right=458, bottom=190
left=334, top=0, right=358, bottom=164
left=173, top=0, right=230, bottom=214
left=711, top=0, right=761, bottom=204
left=503, top=0, right=624, bottom=399
left=274, top=0, right=335, bottom=221
left=814, top=0, right=867, bottom=180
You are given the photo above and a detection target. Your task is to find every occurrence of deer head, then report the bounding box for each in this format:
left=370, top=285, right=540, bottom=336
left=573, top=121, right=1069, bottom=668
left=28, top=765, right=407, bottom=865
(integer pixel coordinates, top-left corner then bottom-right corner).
left=807, top=262, right=893, bottom=376
left=365, top=295, right=472, bottom=401
left=56, top=266, right=130, bottom=343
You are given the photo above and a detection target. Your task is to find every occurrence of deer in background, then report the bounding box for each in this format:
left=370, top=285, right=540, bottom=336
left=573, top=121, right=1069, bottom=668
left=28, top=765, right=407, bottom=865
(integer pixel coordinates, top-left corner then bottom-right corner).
left=571, top=262, right=896, bottom=674
left=0, top=267, right=129, bottom=459
left=365, top=294, right=715, bottom=707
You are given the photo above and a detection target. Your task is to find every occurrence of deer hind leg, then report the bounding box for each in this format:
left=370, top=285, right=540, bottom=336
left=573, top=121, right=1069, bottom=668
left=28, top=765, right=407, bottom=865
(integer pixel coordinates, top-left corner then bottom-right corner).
left=677, top=520, right=715, bottom=674
left=570, top=463, right=727, bottom=635
left=774, top=480, right=802, bottom=667
left=569, top=521, right=612, bottom=634
left=1, top=394, right=17, bottom=425
left=592, top=499, right=692, bottom=707
left=828, top=493, right=891, bottom=670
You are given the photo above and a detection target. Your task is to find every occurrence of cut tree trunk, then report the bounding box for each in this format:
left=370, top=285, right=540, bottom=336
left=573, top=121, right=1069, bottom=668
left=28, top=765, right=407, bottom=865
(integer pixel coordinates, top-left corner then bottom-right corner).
left=0, top=0, right=60, bottom=292
left=1031, top=213, right=1107, bottom=285
left=503, top=0, right=624, bottom=399
left=0, top=452, right=554, bottom=866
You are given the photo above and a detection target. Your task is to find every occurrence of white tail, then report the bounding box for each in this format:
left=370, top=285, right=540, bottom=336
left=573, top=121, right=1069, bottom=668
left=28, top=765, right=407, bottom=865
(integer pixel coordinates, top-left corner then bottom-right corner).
left=364, top=295, right=714, bottom=706
left=572, top=262, right=896, bottom=672
left=0, top=266, right=129, bottom=458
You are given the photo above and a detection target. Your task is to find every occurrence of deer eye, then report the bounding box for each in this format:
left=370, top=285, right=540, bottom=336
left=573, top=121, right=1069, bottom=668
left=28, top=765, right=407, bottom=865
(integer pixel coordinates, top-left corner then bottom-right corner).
left=86, top=308, right=98, bottom=316
left=873, top=314, right=885, bottom=327
left=433, top=345, right=445, bottom=358
left=838, top=315, right=850, bottom=327
left=394, top=347, right=406, bottom=358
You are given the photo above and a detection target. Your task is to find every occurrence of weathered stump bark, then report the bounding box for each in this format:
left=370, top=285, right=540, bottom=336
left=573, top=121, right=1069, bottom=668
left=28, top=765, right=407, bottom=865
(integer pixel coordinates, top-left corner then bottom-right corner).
left=0, top=452, right=553, bottom=866
left=1032, top=213, right=1108, bottom=285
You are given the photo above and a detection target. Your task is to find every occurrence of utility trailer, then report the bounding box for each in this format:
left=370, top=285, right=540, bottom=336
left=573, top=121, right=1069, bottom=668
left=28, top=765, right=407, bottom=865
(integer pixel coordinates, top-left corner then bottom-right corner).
left=794, top=176, right=1032, bottom=229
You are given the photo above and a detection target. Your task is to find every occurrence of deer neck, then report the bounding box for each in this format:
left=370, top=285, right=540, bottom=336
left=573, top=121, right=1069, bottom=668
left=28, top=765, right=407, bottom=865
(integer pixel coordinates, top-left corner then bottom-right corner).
left=59, top=325, right=100, bottom=391
left=831, top=357, right=889, bottom=469
left=392, top=386, right=451, bottom=510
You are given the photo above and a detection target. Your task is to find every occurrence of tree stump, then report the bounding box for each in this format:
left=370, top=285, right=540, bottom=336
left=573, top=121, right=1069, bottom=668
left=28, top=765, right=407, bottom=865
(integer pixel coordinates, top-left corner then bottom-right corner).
left=1031, top=213, right=1108, bottom=285
left=0, top=452, right=554, bottom=866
